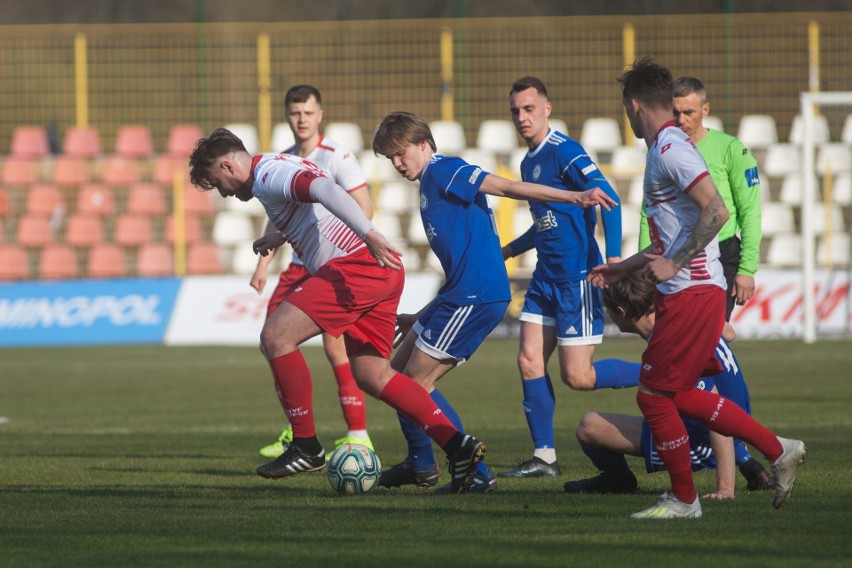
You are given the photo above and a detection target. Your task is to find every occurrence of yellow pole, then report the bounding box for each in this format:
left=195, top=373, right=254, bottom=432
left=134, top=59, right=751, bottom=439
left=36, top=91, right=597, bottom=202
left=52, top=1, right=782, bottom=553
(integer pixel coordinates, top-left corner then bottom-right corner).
left=74, top=33, right=89, bottom=128
left=808, top=21, right=820, bottom=95
left=622, top=23, right=635, bottom=143
left=440, top=27, right=454, bottom=121
left=257, top=33, right=272, bottom=152
left=172, top=171, right=187, bottom=276
left=496, top=164, right=518, bottom=276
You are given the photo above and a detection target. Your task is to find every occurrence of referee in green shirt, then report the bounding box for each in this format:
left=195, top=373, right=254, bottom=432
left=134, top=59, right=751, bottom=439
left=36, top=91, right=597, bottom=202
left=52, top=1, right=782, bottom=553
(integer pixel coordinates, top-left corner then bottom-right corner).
left=640, top=76, right=762, bottom=320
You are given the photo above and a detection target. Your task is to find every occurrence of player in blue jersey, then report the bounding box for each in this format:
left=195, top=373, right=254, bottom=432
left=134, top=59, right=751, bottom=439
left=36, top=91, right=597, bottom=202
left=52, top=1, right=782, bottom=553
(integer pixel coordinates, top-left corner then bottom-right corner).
left=370, top=111, right=618, bottom=492
left=563, top=269, right=771, bottom=496
left=498, top=76, right=637, bottom=479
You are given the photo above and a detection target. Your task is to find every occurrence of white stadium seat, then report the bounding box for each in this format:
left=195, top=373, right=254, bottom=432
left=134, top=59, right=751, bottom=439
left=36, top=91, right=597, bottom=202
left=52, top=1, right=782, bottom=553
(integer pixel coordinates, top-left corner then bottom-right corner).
left=580, top=117, right=622, bottom=155
left=224, top=123, right=259, bottom=155
left=324, top=122, right=364, bottom=153
left=476, top=119, right=520, bottom=154
left=270, top=123, right=296, bottom=151
left=429, top=120, right=467, bottom=155
left=737, top=114, right=778, bottom=149
left=789, top=113, right=830, bottom=146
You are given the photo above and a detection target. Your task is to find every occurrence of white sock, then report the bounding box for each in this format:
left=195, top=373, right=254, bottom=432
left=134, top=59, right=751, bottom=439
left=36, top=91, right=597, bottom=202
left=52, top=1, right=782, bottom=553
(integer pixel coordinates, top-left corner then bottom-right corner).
left=533, top=448, right=557, bottom=464
left=348, top=430, right=369, bottom=440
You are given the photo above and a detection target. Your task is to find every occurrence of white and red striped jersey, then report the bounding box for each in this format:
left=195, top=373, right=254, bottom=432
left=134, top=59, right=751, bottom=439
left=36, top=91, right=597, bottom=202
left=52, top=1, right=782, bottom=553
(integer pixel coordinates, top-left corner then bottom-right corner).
left=281, top=136, right=367, bottom=266
left=643, top=122, right=726, bottom=295
left=251, top=153, right=366, bottom=274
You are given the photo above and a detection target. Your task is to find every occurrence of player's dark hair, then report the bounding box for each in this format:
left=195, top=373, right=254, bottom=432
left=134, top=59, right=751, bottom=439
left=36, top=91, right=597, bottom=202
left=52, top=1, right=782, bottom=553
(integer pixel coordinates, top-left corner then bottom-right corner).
left=285, top=85, right=322, bottom=107
left=188, top=128, right=247, bottom=191
left=371, top=111, right=437, bottom=157
left=601, top=269, right=657, bottom=321
left=618, top=56, right=674, bottom=110
left=674, top=76, right=707, bottom=104
left=510, top=76, right=549, bottom=99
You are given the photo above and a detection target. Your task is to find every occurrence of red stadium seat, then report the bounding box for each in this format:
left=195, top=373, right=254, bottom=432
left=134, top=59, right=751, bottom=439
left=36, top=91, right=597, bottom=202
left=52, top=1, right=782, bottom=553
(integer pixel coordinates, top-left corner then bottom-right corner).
left=136, top=243, right=173, bottom=276
left=114, top=125, right=154, bottom=158
left=16, top=214, right=55, bottom=248
left=0, top=244, right=30, bottom=279
left=101, top=155, right=140, bottom=186
left=183, top=186, right=215, bottom=216
left=87, top=243, right=127, bottom=278
left=25, top=184, right=63, bottom=217
left=186, top=242, right=222, bottom=274
left=153, top=155, right=187, bottom=186
left=2, top=156, right=38, bottom=187
left=63, top=126, right=102, bottom=158
left=10, top=126, right=50, bottom=159
left=114, top=213, right=154, bottom=248
left=75, top=183, right=116, bottom=216
left=65, top=213, right=105, bottom=248
left=51, top=156, right=89, bottom=187
left=166, top=214, right=203, bottom=244
left=167, top=124, right=204, bottom=158
left=127, top=183, right=168, bottom=216
left=0, top=188, right=12, bottom=218
left=38, top=244, right=79, bottom=279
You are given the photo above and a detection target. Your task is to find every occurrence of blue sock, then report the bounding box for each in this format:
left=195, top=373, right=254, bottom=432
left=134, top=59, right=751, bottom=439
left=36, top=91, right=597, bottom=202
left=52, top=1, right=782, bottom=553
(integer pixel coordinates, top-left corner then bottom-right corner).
left=734, top=440, right=754, bottom=467
left=592, top=359, right=641, bottom=389
left=522, top=375, right=556, bottom=449
left=582, top=446, right=632, bottom=479
left=397, top=389, right=468, bottom=472
left=430, top=390, right=489, bottom=476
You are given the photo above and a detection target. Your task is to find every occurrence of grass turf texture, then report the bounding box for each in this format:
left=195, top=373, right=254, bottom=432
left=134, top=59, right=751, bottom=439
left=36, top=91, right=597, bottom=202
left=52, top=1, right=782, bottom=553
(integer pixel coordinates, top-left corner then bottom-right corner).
left=1, top=339, right=850, bottom=567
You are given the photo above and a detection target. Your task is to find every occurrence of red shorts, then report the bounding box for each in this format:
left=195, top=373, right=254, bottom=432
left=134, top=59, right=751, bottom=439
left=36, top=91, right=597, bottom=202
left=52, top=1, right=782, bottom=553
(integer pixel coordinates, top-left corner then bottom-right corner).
left=267, top=263, right=311, bottom=319
left=640, top=285, right=726, bottom=392
left=281, top=247, right=404, bottom=358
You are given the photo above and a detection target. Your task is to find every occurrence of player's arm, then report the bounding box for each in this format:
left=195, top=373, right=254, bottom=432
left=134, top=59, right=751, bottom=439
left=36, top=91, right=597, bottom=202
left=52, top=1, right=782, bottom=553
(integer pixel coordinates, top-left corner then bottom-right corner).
left=706, top=385, right=736, bottom=500
left=348, top=185, right=374, bottom=220
left=478, top=174, right=618, bottom=211
left=589, top=176, right=622, bottom=260
left=250, top=220, right=281, bottom=293
left=502, top=224, right=536, bottom=260
left=638, top=203, right=651, bottom=250
left=727, top=141, right=762, bottom=304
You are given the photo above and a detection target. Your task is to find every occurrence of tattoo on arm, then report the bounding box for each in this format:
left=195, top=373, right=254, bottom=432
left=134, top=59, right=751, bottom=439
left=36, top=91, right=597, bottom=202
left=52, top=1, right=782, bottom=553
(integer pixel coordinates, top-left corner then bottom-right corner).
left=670, top=197, right=727, bottom=269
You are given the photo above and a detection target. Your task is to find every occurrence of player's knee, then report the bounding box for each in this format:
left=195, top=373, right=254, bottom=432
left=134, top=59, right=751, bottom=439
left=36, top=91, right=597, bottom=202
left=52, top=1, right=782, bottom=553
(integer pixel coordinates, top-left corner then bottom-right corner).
left=576, top=412, right=601, bottom=445
left=517, top=351, right=542, bottom=377
left=561, top=368, right=595, bottom=391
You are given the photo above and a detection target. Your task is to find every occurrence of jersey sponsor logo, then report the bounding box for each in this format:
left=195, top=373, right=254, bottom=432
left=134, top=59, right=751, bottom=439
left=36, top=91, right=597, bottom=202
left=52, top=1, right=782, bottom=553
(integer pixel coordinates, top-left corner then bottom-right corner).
left=468, top=167, right=483, bottom=184
left=420, top=193, right=428, bottom=210
left=581, top=164, right=598, bottom=176
left=423, top=328, right=432, bottom=340
left=660, top=143, right=673, bottom=154
left=532, top=164, right=542, bottom=181
left=565, top=325, right=577, bottom=335
left=534, top=210, right=558, bottom=232
left=745, top=167, right=760, bottom=188
left=425, top=222, right=438, bottom=242
left=262, top=173, right=269, bottom=183
left=696, top=380, right=707, bottom=390
left=642, top=362, right=653, bottom=371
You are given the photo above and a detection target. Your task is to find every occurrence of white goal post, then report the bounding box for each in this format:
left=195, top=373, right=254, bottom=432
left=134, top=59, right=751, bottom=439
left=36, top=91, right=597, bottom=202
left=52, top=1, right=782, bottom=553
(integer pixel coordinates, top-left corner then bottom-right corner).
left=799, top=92, right=852, bottom=343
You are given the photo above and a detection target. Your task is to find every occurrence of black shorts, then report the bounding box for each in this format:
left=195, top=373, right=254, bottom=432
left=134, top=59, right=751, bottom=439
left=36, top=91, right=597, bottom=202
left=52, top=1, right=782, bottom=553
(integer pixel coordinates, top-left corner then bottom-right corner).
left=718, top=236, right=741, bottom=321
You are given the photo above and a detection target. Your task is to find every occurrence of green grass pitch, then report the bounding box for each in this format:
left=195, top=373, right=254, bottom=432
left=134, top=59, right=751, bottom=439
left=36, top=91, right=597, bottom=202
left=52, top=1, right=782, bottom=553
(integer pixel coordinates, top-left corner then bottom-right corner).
left=1, top=338, right=850, bottom=567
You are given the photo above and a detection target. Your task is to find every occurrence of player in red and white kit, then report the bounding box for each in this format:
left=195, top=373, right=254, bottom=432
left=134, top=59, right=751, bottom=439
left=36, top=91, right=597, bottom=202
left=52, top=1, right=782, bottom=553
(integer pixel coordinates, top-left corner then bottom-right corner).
left=252, top=85, right=374, bottom=459
left=589, top=57, right=806, bottom=518
left=189, top=128, right=486, bottom=493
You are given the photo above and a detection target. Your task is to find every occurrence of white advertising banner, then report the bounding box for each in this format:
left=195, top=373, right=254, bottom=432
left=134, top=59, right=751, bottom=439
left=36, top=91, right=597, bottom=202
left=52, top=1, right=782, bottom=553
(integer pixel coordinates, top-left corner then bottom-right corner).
left=165, top=273, right=442, bottom=346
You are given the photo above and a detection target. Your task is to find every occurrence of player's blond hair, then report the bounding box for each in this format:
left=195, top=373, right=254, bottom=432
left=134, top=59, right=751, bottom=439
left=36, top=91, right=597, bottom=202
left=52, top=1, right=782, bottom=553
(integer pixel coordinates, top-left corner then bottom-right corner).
left=371, top=111, right=437, bottom=157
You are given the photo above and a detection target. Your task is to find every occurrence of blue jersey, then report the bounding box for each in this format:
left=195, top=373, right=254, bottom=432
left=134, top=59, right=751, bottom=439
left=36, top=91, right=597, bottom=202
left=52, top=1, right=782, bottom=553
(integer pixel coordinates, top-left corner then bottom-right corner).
left=418, top=155, right=511, bottom=305
left=643, top=337, right=751, bottom=473
left=517, top=129, right=621, bottom=282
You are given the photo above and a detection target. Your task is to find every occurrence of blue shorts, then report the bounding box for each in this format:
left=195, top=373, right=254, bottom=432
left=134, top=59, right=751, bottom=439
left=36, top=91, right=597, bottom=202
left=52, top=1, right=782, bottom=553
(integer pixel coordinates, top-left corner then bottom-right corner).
left=413, top=300, right=509, bottom=365
left=641, top=375, right=718, bottom=473
left=518, top=278, right=603, bottom=346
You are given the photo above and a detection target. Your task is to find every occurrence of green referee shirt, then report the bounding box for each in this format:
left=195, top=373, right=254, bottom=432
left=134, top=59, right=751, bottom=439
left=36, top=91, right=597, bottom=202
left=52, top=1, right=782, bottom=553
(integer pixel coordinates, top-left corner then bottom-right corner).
left=638, top=129, right=762, bottom=277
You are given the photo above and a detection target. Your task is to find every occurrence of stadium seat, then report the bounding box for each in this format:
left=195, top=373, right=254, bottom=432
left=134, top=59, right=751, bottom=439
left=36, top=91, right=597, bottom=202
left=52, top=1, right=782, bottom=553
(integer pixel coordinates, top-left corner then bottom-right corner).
left=323, top=122, right=364, bottom=153
left=51, top=156, right=89, bottom=187
left=619, top=203, right=641, bottom=238
left=359, top=150, right=400, bottom=184
left=127, top=183, right=168, bottom=216
left=10, top=126, right=50, bottom=159
left=736, top=114, right=778, bottom=149
left=817, top=232, right=851, bottom=267
left=101, top=155, right=141, bottom=186
left=114, top=213, right=154, bottom=248
left=212, top=211, right=256, bottom=247
left=703, top=115, right=724, bottom=132
left=508, top=147, right=527, bottom=179
left=372, top=211, right=404, bottom=245
left=476, top=119, right=520, bottom=154
left=222, top=190, right=267, bottom=216
left=609, top=145, right=646, bottom=178
left=25, top=184, right=63, bottom=217
left=548, top=119, right=569, bottom=136
left=166, top=214, right=203, bottom=244
left=841, top=114, right=852, bottom=146
left=778, top=173, right=809, bottom=206
left=760, top=202, right=796, bottom=236
left=38, top=244, right=79, bottom=279
left=428, top=121, right=467, bottom=155
left=114, top=125, right=154, bottom=158
left=762, top=143, right=801, bottom=178
left=75, top=183, right=116, bottom=216
left=186, top=242, right=223, bottom=274
left=153, top=154, right=187, bottom=186
left=166, top=124, right=204, bottom=157
left=459, top=148, right=498, bottom=176
left=1, top=156, right=38, bottom=187
left=231, top=240, right=264, bottom=275
left=622, top=233, right=640, bottom=256
left=0, top=188, right=10, bottom=218
left=0, top=244, right=29, bottom=279
left=626, top=175, right=646, bottom=205
left=830, top=172, right=852, bottom=206
left=136, top=243, right=173, bottom=276
left=376, top=181, right=416, bottom=214
left=809, top=203, right=845, bottom=234
left=816, top=143, right=852, bottom=175
left=580, top=117, right=622, bottom=157
left=16, top=214, right=55, bottom=248
left=183, top=187, right=216, bottom=216
left=87, top=243, right=128, bottom=278
left=65, top=213, right=105, bottom=248
left=62, top=126, right=101, bottom=158
left=513, top=205, right=534, bottom=235
left=224, top=123, right=259, bottom=155
left=789, top=113, right=830, bottom=146
left=270, top=123, right=296, bottom=151
left=405, top=213, right=430, bottom=246
left=764, top=234, right=801, bottom=267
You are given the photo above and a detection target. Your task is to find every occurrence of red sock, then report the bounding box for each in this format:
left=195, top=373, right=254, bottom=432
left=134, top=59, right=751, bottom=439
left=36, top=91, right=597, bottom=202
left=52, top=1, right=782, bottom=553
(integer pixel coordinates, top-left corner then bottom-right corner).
left=636, top=391, right=697, bottom=504
left=673, top=389, right=783, bottom=462
left=334, top=363, right=367, bottom=431
left=269, top=351, right=316, bottom=438
left=379, top=373, right=458, bottom=448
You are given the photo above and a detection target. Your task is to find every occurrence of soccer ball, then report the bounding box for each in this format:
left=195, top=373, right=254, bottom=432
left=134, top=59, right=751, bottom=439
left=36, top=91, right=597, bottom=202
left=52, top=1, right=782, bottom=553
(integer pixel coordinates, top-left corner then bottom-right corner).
left=326, top=443, right=382, bottom=495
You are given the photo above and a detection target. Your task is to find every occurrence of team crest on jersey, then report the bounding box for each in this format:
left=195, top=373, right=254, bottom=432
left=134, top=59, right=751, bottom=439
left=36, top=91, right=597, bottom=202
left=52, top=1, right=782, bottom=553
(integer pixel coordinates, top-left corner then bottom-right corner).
left=420, top=193, right=428, bottom=210
left=532, top=164, right=542, bottom=181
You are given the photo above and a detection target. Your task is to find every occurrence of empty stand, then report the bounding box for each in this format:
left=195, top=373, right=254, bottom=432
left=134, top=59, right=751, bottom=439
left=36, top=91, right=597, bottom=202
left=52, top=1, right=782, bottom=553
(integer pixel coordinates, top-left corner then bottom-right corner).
left=75, top=183, right=116, bottom=216
left=816, top=143, right=852, bottom=175
left=114, top=125, right=154, bottom=158
left=87, top=243, right=128, bottom=278
left=548, top=119, right=569, bottom=136
left=736, top=114, right=778, bottom=149
left=429, top=121, right=467, bottom=155
left=817, top=232, right=851, bottom=267
left=127, top=183, right=168, bottom=216
left=10, top=126, right=50, bottom=159
left=376, top=181, right=416, bottom=214
left=25, top=184, right=63, bottom=217
left=580, top=117, right=622, bottom=157
left=762, top=143, right=801, bottom=178
left=212, top=211, right=256, bottom=247
left=65, top=213, right=105, bottom=248
left=0, top=188, right=10, bottom=218
left=224, top=123, right=259, bottom=154
left=0, top=244, right=29, bottom=279
left=136, top=243, right=173, bottom=276
left=166, top=124, right=204, bottom=157
left=1, top=156, right=38, bottom=187
left=476, top=120, right=519, bottom=154
left=38, top=244, right=79, bottom=279
left=760, top=202, right=796, bottom=236
left=186, top=242, right=222, bottom=274
left=842, top=114, right=852, bottom=146
left=789, top=113, right=830, bottom=146
left=765, top=234, right=802, bottom=267
left=16, top=214, right=55, bottom=248
left=153, top=154, right=187, bottom=186
left=62, top=126, right=101, bottom=158
left=459, top=148, right=498, bottom=176
left=703, top=115, right=725, bottom=132
left=182, top=187, right=216, bottom=216
left=323, top=122, right=364, bottom=153
left=101, top=155, right=141, bottom=186
left=359, top=150, right=400, bottom=184
left=270, top=123, right=296, bottom=151
left=51, top=156, right=89, bottom=187
left=114, top=213, right=154, bottom=248
left=166, top=214, right=203, bottom=244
